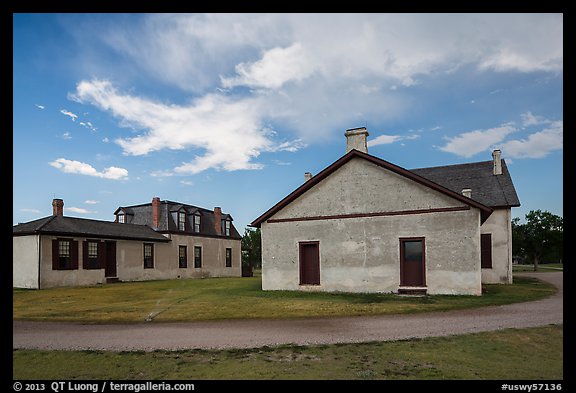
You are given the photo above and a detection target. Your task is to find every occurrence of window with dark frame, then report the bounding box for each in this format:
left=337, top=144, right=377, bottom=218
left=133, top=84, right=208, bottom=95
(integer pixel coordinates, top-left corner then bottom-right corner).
left=117, top=214, right=125, bottom=223
left=144, top=243, right=154, bottom=268
left=179, top=245, right=187, bottom=268
left=222, top=219, right=231, bottom=236
left=58, top=240, right=71, bottom=269
left=178, top=212, right=186, bottom=231
left=193, top=214, right=201, bottom=233
left=225, top=248, right=232, bottom=267
left=194, top=246, right=202, bottom=268
left=53, top=238, right=78, bottom=270
left=86, top=240, right=99, bottom=269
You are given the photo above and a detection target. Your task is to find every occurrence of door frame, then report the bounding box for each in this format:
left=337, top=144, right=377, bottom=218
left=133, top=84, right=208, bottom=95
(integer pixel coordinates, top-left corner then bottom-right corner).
left=399, top=237, right=426, bottom=286
left=299, top=241, right=320, bottom=285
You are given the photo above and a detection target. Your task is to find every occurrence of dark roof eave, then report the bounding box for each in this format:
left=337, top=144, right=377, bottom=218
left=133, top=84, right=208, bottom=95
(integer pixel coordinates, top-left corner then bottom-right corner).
left=158, top=231, right=242, bottom=240
left=251, top=149, right=493, bottom=227
left=491, top=203, right=521, bottom=209
left=12, top=230, right=170, bottom=242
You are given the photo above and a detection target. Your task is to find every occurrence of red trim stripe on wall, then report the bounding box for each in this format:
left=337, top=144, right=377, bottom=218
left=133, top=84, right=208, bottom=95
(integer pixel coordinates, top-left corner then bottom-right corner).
left=267, top=206, right=470, bottom=224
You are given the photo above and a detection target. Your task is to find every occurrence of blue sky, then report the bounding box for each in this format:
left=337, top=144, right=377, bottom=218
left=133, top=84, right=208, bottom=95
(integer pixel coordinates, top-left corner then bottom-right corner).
left=13, top=13, right=563, bottom=231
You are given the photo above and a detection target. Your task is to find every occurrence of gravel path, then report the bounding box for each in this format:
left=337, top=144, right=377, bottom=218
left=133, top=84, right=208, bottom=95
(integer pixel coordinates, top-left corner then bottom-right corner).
left=13, top=272, right=562, bottom=351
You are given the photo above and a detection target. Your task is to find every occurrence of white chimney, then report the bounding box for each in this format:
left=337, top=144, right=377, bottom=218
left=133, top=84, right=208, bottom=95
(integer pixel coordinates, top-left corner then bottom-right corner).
left=304, top=172, right=313, bottom=182
left=345, top=127, right=369, bottom=154
left=492, top=149, right=502, bottom=175
left=462, top=188, right=472, bottom=198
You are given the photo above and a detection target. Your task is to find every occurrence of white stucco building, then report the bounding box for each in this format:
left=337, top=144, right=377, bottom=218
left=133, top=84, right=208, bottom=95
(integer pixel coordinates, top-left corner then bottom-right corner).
left=251, top=127, right=520, bottom=296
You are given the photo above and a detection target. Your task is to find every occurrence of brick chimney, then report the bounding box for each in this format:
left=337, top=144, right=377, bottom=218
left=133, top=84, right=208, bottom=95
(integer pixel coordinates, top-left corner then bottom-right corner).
left=304, top=172, right=313, bottom=182
left=345, top=127, right=369, bottom=153
left=52, top=198, right=64, bottom=216
left=461, top=188, right=472, bottom=198
left=492, top=149, right=502, bottom=175
left=214, top=207, right=222, bottom=235
left=152, top=197, right=161, bottom=229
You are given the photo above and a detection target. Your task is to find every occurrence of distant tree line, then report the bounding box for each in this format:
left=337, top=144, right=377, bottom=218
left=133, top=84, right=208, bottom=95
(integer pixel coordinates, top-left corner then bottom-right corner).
left=512, top=210, right=563, bottom=271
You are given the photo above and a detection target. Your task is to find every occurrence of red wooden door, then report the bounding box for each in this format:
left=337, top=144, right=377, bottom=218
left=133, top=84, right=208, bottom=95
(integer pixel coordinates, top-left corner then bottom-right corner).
left=299, top=242, right=320, bottom=285
left=400, top=238, right=425, bottom=286
left=105, top=241, right=117, bottom=277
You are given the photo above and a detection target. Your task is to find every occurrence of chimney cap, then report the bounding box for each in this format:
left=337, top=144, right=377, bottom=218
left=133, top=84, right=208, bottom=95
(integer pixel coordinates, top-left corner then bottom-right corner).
left=345, top=126, right=369, bottom=135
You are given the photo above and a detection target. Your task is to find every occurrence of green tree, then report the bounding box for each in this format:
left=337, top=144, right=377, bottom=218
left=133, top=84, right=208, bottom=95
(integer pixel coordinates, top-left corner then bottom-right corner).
left=241, top=228, right=262, bottom=269
left=512, top=210, right=563, bottom=271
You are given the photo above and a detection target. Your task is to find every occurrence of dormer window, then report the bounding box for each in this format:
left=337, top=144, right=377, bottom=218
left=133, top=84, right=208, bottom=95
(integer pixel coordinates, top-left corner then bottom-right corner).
left=193, top=214, right=201, bottom=233
left=221, top=219, right=231, bottom=236
left=178, top=212, right=186, bottom=231
left=117, top=214, right=125, bottom=223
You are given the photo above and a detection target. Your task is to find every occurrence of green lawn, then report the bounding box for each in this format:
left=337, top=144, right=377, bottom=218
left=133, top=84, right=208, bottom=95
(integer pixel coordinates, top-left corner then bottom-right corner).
left=13, top=325, right=563, bottom=380
left=513, top=263, right=563, bottom=272
left=13, top=275, right=556, bottom=323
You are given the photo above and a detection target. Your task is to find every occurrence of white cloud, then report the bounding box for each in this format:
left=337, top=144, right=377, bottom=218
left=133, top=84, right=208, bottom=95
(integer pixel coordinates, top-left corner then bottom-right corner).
left=20, top=208, right=41, bottom=213
left=67, top=207, right=97, bottom=214
left=35, top=104, right=45, bottom=110
left=520, top=111, right=548, bottom=127
left=61, top=132, right=72, bottom=140
left=49, top=158, right=128, bottom=180
left=150, top=170, right=174, bottom=177
left=439, top=123, right=518, bottom=157
left=502, top=121, right=563, bottom=158
left=368, top=135, right=403, bottom=147
left=68, top=14, right=562, bottom=163
left=60, top=109, right=78, bottom=121
left=72, top=79, right=305, bottom=175
left=221, top=43, right=314, bottom=89
left=110, top=14, right=561, bottom=91
left=102, top=137, right=110, bottom=143
left=84, top=200, right=100, bottom=204
left=79, top=121, right=97, bottom=132
left=430, top=126, right=442, bottom=131
left=368, top=133, right=420, bottom=148
left=179, top=180, right=194, bottom=186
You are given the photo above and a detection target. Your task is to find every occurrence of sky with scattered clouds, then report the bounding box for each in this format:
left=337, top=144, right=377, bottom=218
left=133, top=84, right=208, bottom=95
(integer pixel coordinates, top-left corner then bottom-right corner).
left=13, top=13, right=563, bottom=230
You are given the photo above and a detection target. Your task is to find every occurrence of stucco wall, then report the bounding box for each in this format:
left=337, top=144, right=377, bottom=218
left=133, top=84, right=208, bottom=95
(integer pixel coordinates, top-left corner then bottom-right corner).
left=39, top=236, right=107, bottom=288
left=273, top=158, right=465, bottom=220
left=117, top=235, right=241, bottom=281
left=261, top=157, right=482, bottom=296
left=37, top=235, right=241, bottom=288
left=13, top=235, right=40, bottom=289
left=481, top=208, right=513, bottom=284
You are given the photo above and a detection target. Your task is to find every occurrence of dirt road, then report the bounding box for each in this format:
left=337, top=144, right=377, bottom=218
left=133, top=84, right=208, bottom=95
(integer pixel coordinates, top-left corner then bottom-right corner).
left=12, top=272, right=562, bottom=351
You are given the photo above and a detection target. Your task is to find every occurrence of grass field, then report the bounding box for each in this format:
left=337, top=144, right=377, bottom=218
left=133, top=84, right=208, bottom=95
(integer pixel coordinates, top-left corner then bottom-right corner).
left=12, top=324, right=563, bottom=380
left=513, top=263, right=563, bottom=272
left=13, top=276, right=556, bottom=323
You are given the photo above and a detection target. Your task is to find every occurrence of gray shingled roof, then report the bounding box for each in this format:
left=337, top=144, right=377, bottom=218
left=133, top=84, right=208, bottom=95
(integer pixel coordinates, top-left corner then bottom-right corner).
left=116, top=200, right=242, bottom=239
left=411, top=160, right=520, bottom=208
left=13, top=215, right=170, bottom=242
